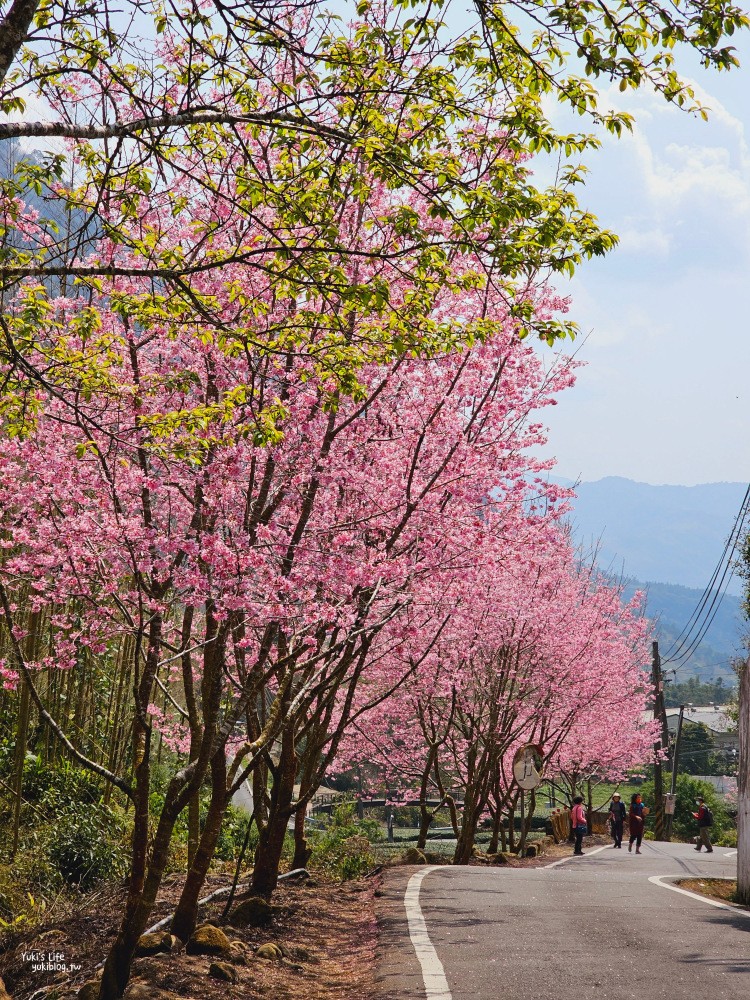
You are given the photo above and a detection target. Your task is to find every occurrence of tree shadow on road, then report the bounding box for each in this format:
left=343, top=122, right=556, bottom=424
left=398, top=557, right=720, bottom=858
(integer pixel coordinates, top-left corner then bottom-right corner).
left=676, top=911, right=750, bottom=975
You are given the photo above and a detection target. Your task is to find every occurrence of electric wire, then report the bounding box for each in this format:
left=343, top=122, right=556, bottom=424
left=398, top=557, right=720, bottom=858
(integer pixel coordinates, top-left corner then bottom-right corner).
left=664, top=481, right=750, bottom=658
left=662, top=483, right=750, bottom=665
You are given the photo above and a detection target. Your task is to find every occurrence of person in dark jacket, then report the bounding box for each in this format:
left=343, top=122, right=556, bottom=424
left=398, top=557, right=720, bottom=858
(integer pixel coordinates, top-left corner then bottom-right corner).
left=609, top=792, right=626, bottom=848
left=693, top=797, right=714, bottom=853
left=628, top=793, right=647, bottom=854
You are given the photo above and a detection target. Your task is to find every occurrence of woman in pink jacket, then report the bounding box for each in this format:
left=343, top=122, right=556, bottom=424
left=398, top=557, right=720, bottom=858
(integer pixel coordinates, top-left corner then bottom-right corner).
left=571, top=796, right=587, bottom=856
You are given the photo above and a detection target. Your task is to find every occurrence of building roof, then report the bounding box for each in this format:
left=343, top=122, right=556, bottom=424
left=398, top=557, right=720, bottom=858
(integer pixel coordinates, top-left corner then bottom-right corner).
left=666, top=705, right=736, bottom=735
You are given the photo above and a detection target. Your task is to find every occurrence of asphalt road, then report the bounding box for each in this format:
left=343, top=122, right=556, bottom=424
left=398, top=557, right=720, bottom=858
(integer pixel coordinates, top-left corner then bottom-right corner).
left=376, top=841, right=750, bottom=1000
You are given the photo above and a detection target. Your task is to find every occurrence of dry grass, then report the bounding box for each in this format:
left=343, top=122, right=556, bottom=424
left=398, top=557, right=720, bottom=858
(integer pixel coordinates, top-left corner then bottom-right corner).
left=0, top=874, right=377, bottom=1000
left=676, top=877, right=744, bottom=906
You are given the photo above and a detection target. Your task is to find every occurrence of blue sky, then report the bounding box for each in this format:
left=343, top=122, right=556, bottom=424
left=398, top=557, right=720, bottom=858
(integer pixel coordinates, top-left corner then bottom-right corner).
left=536, top=37, right=750, bottom=488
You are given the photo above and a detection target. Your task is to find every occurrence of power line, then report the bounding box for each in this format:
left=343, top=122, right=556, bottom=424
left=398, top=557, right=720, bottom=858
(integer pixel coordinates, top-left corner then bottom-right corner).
left=662, top=483, right=750, bottom=666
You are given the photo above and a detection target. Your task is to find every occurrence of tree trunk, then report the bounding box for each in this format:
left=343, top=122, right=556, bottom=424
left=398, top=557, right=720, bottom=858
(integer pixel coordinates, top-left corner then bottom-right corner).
left=507, top=803, right=516, bottom=852
left=488, top=804, right=503, bottom=855
left=252, top=807, right=292, bottom=898
left=11, top=608, right=41, bottom=858
left=291, top=804, right=312, bottom=870
left=417, top=802, right=432, bottom=851
left=171, top=753, right=228, bottom=942
left=453, top=800, right=479, bottom=864
left=251, top=729, right=296, bottom=898
left=98, top=793, right=184, bottom=999
left=737, top=660, right=750, bottom=905
left=10, top=676, right=31, bottom=858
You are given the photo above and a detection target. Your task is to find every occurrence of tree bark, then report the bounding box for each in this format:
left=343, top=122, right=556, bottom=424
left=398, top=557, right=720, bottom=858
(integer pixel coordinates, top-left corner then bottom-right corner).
left=0, top=0, right=40, bottom=88
left=251, top=729, right=296, bottom=898
left=291, top=803, right=312, bottom=870
left=171, top=753, right=228, bottom=942
left=10, top=675, right=31, bottom=858
left=737, top=659, right=750, bottom=905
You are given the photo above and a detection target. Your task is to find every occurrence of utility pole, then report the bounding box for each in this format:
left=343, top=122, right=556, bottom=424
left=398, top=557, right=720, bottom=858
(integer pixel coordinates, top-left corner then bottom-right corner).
left=665, top=704, right=685, bottom=842
left=651, top=641, right=670, bottom=842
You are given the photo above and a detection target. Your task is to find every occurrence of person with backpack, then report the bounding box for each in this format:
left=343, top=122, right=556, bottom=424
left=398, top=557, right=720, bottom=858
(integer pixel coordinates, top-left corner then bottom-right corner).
left=608, top=792, right=626, bottom=848
left=571, top=795, right=588, bottom=856
left=693, top=797, right=714, bottom=853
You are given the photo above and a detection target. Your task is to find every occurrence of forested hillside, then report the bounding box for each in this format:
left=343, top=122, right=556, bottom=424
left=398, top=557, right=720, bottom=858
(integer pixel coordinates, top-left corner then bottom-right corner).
left=560, top=477, right=747, bottom=684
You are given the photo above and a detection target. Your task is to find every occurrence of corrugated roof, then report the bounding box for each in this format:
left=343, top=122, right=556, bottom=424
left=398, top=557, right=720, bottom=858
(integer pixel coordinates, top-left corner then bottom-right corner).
left=666, top=705, right=735, bottom=734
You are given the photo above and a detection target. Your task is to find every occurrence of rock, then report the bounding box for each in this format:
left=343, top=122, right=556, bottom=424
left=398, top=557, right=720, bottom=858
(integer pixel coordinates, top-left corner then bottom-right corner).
left=525, top=844, right=539, bottom=858
left=76, top=981, right=101, bottom=1000
left=208, top=962, right=238, bottom=984
left=403, top=847, right=427, bottom=865
left=185, top=924, right=231, bottom=957
left=492, top=852, right=516, bottom=864
left=229, top=895, right=274, bottom=928
left=0, top=975, right=12, bottom=1000
left=135, top=932, right=173, bottom=957
left=228, top=941, right=249, bottom=965
left=255, top=943, right=283, bottom=961
left=290, top=945, right=312, bottom=962
left=124, top=984, right=184, bottom=1000
left=281, top=961, right=304, bottom=972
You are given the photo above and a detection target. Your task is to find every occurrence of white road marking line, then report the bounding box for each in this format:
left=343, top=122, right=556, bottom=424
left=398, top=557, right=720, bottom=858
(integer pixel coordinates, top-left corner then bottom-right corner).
left=404, top=866, right=453, bottom=1000
left=648, top=875, right=750, bottom=917
left=543, top=845, right=609, bottom=869
left=724, top=850, right=738, bottom=858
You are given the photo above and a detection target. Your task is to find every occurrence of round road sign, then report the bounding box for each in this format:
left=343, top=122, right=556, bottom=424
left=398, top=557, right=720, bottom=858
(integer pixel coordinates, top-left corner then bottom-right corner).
left=512, top=745, right=543, bottom=790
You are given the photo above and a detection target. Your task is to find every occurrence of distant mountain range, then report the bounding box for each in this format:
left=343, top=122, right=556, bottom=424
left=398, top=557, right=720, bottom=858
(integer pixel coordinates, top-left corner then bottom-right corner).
left=558, top=477, right=748, bottom=683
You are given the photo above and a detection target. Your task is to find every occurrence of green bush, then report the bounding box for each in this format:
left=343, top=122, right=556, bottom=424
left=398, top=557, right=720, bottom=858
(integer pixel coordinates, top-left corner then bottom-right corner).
left=45, top=802, right=127, bottom=889
left=308, top=804, right=375, bottom=879
left=21, top=755, right=102, bottom=811
left=638, top=775, right=733, bottom=842
left=214, top=805, right=256, bottom=862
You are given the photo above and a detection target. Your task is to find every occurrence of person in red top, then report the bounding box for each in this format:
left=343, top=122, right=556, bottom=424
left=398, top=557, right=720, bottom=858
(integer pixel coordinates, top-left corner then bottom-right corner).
left=571, top=795, right=587, bottom=856
left=628, top=793, right=647, bottom=854
left=693, top=797, right=714, bottom=853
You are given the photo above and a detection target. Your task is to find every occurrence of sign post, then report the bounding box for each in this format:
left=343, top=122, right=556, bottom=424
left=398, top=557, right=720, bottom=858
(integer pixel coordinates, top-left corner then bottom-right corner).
left=512, top=745, right=543, bottom=855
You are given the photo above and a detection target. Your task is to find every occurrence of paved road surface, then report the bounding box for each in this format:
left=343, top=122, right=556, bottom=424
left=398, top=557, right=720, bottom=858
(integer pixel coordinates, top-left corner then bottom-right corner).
left=376, top=841, right=749, bottom=1000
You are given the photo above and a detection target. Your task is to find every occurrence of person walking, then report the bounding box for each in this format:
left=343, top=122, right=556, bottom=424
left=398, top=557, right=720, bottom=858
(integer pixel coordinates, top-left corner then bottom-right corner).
left=628, top=793, right=647, bottom=854
left=692, top=797, right=714, bottom=853
left=609, top=792, right=626, bottom=848
left=571, top=795, right=587, bottom=856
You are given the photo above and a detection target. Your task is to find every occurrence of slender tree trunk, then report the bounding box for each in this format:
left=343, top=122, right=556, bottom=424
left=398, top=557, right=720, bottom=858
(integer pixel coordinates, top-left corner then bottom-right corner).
left=453, top=799, right=479, bottom=864
left=98, top=785, right=186, bottom=999
left=416, top=746, right=438, bottom=850
left=171, top=753, right=228, bottom=942
left=11, top=608, right=41, bottom=858
left=10, top=675, right=31, bottom=858
left=737, top=660, right=750, bottom=905
left=291, top=803, right=312, bottom=870
left=488, top=803, right=503, bottom=855
left=251, top=729, right=296, bottom=898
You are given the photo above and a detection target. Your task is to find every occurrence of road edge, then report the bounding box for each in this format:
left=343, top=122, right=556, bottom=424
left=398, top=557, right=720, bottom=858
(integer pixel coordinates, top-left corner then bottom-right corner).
left=404, top=866, right=453, bottom=1000
left=648, top=874, right=750, bottom=918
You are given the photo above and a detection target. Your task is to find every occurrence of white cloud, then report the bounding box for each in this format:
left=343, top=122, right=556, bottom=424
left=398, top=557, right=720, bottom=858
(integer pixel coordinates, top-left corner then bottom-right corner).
left=616, top=226, right=671, bottom=257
